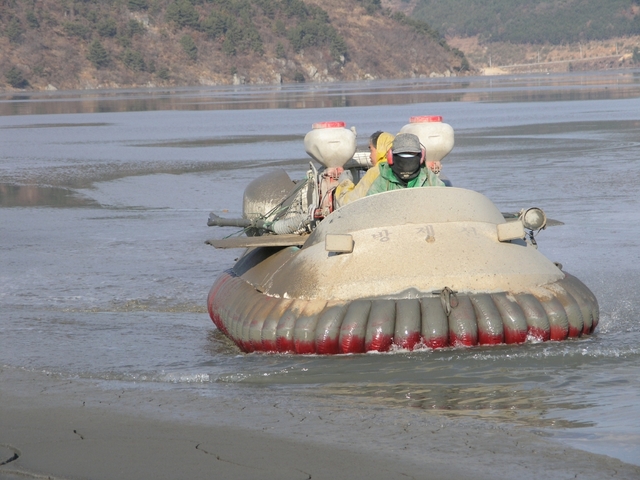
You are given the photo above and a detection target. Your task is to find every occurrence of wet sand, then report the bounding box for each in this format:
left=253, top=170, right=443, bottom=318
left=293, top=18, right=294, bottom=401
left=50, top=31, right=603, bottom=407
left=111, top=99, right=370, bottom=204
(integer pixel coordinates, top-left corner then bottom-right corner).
left=2, top=368, right=639, bottom=480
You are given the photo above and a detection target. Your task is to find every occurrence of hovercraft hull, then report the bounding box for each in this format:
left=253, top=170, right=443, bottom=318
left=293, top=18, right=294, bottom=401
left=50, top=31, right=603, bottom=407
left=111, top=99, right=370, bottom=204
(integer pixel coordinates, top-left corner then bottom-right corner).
left=207, top=187, right=599, bottom=354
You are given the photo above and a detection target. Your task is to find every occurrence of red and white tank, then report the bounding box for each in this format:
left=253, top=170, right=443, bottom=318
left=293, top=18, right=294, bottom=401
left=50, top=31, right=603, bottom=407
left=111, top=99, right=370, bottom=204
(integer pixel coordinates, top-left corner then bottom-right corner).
left=399, top=116, right=455, bottom=163
left=304, top=121, right=357, bottom=168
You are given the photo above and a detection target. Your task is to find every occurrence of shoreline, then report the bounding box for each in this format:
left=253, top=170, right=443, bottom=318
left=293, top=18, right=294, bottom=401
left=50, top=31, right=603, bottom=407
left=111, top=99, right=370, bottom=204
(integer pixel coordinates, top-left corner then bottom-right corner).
left=2, top=66, right=640, bottom=97
left=2, top=367, right=639, bottom=480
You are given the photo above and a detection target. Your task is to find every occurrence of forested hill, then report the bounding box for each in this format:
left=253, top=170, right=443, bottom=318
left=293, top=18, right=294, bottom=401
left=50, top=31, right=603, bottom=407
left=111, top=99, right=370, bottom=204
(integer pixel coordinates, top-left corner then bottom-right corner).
left=0, top=0, right=468, bottom=91
left=412, top=0, right=640, bottom=44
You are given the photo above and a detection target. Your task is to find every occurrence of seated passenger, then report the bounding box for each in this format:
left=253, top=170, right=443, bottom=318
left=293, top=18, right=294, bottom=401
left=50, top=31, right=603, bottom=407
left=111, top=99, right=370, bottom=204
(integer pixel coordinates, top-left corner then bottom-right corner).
left=334, top=131, right=394, bottom=208
left=366, top=133, right=444, bottom=195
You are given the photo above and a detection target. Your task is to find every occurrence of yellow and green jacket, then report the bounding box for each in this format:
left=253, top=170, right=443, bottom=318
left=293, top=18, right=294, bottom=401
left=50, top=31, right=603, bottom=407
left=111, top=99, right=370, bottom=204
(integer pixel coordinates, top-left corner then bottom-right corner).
left=366, top=162, right=445, bottom=196
left=334, top=132, right=395, bottom=207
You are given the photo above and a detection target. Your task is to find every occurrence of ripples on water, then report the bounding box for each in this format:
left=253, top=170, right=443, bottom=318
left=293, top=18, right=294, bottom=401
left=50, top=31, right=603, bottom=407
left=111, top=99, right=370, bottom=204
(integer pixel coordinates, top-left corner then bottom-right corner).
left=1, top=71, right=640, bottom=465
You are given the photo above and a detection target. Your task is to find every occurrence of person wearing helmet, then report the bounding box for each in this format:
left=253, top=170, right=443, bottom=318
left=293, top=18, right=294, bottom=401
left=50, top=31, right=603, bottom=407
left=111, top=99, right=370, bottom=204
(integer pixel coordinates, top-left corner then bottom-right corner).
left=334, top=130, right=394, bottom=207
left=366, top=132, right=444, bottom=196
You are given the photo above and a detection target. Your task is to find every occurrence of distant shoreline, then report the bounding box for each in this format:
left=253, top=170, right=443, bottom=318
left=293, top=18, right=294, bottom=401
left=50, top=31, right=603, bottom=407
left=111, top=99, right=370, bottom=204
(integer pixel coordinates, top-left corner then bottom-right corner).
left=449, top=34, right=640, bottom=76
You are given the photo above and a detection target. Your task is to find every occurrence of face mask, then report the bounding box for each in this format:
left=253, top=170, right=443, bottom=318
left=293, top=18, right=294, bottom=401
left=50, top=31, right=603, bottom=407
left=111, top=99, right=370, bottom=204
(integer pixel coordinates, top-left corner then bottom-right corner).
left=391, top=153, right=421, bottom=184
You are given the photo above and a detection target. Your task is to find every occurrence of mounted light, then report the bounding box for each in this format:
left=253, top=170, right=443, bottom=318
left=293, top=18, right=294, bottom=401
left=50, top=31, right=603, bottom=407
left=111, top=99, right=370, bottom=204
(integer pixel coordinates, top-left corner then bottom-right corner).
left=520, top=208, right=547, bottom=231
left=325, top=234, right=354, bottom=254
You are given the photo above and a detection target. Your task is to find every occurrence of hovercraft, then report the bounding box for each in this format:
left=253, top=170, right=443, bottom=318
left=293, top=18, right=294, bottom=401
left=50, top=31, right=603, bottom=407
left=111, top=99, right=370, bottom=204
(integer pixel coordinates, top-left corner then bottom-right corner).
left=206, top=117, right=598, bottom=354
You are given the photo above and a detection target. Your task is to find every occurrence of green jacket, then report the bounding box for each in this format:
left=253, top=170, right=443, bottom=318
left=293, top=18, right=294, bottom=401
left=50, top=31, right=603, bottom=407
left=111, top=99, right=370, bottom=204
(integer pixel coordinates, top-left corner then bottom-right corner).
left=366, top=162, right=445, bottom=196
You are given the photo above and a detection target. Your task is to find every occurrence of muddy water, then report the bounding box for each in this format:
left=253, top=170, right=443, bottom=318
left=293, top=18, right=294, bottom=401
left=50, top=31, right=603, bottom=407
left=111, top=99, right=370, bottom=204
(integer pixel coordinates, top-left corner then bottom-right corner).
left=1, top=71, right=640, bottom=466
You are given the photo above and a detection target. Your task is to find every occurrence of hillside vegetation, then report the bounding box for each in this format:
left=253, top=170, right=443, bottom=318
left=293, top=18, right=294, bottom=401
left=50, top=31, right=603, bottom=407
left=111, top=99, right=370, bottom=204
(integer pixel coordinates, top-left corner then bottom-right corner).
left=413, top=0, right=640, bottom=44
left=0, top=0, right=468, bottom=91
left=408, top=0, right=640, bottom=72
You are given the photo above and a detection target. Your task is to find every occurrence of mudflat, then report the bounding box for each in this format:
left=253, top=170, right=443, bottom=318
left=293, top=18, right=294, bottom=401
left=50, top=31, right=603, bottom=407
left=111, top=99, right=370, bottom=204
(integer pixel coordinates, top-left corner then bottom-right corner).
left=1, top=368, right=638, bottom=480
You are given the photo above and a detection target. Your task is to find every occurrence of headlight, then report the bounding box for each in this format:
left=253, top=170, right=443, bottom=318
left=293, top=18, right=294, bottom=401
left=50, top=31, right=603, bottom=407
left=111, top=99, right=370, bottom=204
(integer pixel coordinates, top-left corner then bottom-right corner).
left=520, top=207, right=547, bottom=231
